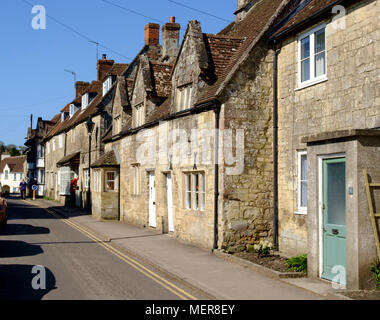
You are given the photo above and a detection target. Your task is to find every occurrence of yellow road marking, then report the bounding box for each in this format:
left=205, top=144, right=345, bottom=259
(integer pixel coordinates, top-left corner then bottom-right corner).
left=25, top=201, right=198, bottom=300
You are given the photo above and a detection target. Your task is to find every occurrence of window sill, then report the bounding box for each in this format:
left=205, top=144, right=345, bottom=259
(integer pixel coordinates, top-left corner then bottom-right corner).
left=294, top=210, right=307, bottom=215
left=295, top=77, right=328, bottom=91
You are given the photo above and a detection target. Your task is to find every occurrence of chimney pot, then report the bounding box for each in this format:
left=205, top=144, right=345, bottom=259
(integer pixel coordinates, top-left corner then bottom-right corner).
left=169, top=16, right=175, bottom=23
left=102, top=54, right=107, bottom=60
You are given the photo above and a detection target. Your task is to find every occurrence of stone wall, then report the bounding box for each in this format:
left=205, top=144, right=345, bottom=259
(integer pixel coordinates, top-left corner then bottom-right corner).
left=118, top=110, right=217, bottom=249
left=277, top=0, right=380, bottom=256
left=218, top=38, right=275, bottom=252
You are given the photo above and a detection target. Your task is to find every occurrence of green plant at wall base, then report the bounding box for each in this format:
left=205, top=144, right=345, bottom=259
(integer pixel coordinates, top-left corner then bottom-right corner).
left=286, top=254, right=308, bottom=273
left=370, top=259, right=380, bottom=290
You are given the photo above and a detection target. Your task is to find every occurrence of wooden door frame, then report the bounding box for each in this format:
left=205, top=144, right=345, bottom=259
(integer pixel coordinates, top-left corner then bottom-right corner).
left=318, top=153, right=346, bottom=279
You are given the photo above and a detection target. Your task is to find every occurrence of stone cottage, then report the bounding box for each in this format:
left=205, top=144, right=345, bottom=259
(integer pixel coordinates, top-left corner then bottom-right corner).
left=269, top=0, right=380, bottom=289
left=100, top=0, right=291, bottom=251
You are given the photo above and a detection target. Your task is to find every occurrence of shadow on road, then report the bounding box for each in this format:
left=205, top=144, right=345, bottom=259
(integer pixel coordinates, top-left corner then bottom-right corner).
left=0, top=264, right=56, bottom=300
left=0, top=240, right=43, bottom=258
left=7, top=198, right=91, bottom=220
left=0, top=224, right=50, bottom=236
left=6, top=204, right=56, bottom=221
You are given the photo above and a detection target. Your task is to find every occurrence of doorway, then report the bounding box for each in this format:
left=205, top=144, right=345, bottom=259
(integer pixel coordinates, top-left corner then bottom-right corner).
left=149, top=172, right=156, bottom=228
left=166, top=173, right=174, bottom=232
left=321, top=157, right=347, bottom=285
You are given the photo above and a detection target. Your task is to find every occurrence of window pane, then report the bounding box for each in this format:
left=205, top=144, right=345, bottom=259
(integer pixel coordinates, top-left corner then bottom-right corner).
left=301, top=59, right=310, bottom=82
left=301, top=36, right=310, bottom=59
left=107, top=172, right=115, bottom=181
left=315, top=29, right=325, bottom=53
left=180, top=89, right=185, bottom=110
left=106, top=181, right=115, bottom=191
left=326, top=162, right=346, bottom=225
left=315, top=52, right=326, bottom=77
left=301, top=181, right=307, bottom=207
left=185, top=174, right=191, bottom=209
left=301, top=154, right=307, bottom=180
left=200, top=174, right=205, bottom=211
left=194, top=174, right=199, bottom=210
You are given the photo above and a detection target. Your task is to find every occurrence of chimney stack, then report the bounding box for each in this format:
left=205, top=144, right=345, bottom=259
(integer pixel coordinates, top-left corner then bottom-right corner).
left=145, top=23, right=160, bottom=46
left=97, top=54, right=114, bottom=82
left=162, top=17, right=180, bottom=63
left=75, top=81, right=91, bottom=98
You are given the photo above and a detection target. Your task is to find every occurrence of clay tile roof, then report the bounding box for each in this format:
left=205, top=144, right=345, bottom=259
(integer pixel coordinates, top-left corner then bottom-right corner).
left=205, top=34, right=246, bottom=77
left=196, top=0, right=287, bottom=104
left=0, top=156, right=26, bottom=173
left=105, top=63, right=129, bottom=78
left=50, top=113, right=61, bottom=123
left=91, top=150, right=119, bottom=168
left=272, top=0, right=338, bottom=38
left=151, top=62, right=173, bottom=97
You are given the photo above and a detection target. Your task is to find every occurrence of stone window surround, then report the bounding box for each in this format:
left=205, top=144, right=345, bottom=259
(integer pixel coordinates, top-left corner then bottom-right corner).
left=296, top=23, right=327, bottom=90
left=296, top=150, right=308, bottom=215
left=183, top=170, right=205, bottom=212
left=134, top=103, right=145, bottom=128
left=175, top=83, right=193, bottom=112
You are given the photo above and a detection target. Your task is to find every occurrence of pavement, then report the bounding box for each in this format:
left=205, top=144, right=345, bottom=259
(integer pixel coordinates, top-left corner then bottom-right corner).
left=21, top=197, right=351, bottom=300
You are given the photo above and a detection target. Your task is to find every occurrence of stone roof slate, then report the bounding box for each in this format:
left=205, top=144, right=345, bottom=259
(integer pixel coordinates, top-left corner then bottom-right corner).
left=91, top=150, right=119, bottom=168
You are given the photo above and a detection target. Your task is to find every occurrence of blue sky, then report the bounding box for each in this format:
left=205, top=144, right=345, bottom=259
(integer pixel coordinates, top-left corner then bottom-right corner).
left=0, top=0, right=236, bottom=147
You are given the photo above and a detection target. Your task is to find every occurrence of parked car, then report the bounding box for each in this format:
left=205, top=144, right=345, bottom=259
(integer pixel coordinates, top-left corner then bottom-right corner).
left=0, top=197, right=7, bottom=226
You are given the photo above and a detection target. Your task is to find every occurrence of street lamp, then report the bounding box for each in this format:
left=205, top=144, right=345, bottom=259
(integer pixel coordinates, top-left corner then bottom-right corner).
left=86, top=117, right=95, bottom=210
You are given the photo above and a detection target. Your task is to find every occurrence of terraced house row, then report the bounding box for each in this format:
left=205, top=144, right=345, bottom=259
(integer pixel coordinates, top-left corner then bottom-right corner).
left=25, top=0, right=380, bottom=289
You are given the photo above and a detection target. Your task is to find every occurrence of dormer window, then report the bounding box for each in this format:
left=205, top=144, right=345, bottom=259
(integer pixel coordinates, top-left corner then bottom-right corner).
left=103, top=76, right=113, bottom=96
left=69, top=104, right=79, bottom=118
left=134, top=103, right=145, bottom=127
left=175, top=84, right=193, bottom=112
left=82, top=93, right=89, bottom=110
left=61, top=111, right=69, bottom=122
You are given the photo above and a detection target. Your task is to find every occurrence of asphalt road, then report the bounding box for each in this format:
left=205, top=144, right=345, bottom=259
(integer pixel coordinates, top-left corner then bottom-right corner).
left=0, top=198, right=205, bottom=300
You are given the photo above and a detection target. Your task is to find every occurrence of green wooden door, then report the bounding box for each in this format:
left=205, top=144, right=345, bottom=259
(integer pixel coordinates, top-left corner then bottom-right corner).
left=322, top=157, right=347, bottom=285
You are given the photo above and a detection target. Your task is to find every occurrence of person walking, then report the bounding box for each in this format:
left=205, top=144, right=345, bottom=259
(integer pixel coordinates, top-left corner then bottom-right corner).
left=19, top=179, right=27, bottom=200
left=70, top=176, right=79, bottom=208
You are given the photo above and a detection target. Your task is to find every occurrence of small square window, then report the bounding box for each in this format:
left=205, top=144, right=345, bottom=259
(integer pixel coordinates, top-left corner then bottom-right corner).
left=105, top=171, right=116, bottom=192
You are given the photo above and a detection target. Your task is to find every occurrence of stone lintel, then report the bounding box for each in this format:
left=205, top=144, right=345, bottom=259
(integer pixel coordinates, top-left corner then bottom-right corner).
left=301, top=129, right=380, bottom=145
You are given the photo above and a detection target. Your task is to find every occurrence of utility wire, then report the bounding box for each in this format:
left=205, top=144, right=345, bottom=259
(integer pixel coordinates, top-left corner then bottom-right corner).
left=20, top=0, right=132, bottom=60
left=101, top=0, right=165, bottom=24
left=166, top=0, right=230, bottom=23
